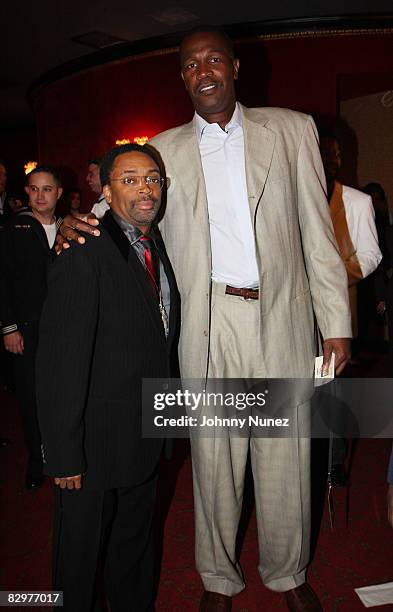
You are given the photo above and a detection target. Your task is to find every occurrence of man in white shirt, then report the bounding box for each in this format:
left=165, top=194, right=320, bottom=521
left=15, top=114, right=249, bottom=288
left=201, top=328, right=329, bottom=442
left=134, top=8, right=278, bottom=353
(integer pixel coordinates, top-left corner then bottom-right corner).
left=320, top=133, right=382, bottom=319
left=87, top=157, right=108, bottom=219
left=152, top=29, right=352, bottom=612
left=0, top=166, right=62, bottom=489
left=320, top=132, right=382, bottom=487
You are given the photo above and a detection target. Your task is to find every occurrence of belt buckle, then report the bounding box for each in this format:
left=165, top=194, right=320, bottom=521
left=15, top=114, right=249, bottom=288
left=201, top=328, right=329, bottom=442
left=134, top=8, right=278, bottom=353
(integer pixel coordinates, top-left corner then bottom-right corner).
left=243, top=288, right=253, bottom=300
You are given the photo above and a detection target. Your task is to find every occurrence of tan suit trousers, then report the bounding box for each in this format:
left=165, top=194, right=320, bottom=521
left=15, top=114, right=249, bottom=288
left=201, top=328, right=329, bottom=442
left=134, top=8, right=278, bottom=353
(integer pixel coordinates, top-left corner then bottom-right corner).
left=189, top=282, right=311, bottom=595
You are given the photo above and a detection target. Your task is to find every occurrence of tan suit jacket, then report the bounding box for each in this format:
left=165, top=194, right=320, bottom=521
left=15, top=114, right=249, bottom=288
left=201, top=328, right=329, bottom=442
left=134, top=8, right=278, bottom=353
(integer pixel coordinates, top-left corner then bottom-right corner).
left=151, top=104, right=351, bottom=380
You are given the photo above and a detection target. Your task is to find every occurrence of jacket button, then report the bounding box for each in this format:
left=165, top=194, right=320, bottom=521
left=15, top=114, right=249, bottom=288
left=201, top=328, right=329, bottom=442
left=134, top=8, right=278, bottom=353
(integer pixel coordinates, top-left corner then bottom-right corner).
left=203, top=330, right=208, bottom=336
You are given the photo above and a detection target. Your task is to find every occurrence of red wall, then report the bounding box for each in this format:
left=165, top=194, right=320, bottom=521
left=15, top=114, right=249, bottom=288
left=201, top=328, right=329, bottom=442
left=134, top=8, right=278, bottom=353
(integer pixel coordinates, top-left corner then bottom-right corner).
left=33, top=32, right=393, bottom=211
left=0, top=127, right=38, bottom=192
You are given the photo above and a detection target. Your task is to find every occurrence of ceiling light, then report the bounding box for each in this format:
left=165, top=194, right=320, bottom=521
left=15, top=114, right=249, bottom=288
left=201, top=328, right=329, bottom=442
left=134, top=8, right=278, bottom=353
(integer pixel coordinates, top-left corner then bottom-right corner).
left=151, top=7, right=199, bottom=26
left=24, top=161, right=38, bottom=175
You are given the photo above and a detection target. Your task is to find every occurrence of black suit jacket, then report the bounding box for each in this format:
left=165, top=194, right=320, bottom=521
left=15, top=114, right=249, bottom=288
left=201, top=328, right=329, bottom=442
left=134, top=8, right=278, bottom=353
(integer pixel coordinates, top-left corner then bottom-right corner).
left=0, top=211, right=57, bottom=334
left=36, top=211, right=180, bottom=489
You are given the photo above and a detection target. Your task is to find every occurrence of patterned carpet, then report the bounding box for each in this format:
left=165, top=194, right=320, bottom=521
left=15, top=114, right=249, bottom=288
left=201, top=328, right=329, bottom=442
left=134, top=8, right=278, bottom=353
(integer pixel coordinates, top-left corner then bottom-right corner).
left=0, top=381, right=392, bottom=611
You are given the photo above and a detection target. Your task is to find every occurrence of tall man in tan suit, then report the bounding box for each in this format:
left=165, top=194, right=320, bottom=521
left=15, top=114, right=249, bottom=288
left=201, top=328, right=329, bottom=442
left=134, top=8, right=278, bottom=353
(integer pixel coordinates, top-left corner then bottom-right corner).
left=151, top=29, right=351, bottom=612
left=59, top=28, right=351, bottom=612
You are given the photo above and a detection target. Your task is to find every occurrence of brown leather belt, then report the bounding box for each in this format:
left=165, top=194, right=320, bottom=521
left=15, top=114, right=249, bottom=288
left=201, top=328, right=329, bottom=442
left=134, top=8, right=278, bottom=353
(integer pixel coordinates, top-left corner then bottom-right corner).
left=225, top=285, right=259, bottom=300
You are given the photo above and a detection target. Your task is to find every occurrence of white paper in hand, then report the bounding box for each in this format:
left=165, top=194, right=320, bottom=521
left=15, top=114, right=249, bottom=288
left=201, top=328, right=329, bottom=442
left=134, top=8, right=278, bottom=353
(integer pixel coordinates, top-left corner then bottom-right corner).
left=355, top=582, right=393, bottom=607
left=314, top=352, right=335, bottom=387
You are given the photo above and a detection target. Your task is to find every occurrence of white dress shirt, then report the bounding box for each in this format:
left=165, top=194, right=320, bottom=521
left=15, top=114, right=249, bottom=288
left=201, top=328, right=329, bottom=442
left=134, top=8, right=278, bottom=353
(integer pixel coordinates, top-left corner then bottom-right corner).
left=342, top=184, right=382, bottom=277
left=91, top=193, right=109, bottom=219
left=196, top=104, right=259, bottom=288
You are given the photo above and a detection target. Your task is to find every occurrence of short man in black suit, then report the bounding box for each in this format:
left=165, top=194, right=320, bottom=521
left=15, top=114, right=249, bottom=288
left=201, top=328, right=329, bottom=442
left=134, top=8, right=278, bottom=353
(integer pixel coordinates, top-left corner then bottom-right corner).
left=36, top=144, right=179, bottom=612
left=0, top=166, right=62, bottom=488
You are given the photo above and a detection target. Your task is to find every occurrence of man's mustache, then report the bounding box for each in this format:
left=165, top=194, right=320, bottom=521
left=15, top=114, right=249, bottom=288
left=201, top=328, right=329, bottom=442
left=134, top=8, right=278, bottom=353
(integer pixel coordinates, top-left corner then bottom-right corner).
left=136, top=196, right=158, bottom=204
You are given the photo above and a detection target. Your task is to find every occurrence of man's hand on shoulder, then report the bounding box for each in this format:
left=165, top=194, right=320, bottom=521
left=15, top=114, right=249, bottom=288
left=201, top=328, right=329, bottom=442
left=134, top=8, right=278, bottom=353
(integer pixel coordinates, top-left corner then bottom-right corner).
left=323, top=338, right=351, bottom=376
left=4, top=331, right=24, bottom=354
left=55, top=213, right=100, bottom=255
left=54, top=474, right=82, bottom=489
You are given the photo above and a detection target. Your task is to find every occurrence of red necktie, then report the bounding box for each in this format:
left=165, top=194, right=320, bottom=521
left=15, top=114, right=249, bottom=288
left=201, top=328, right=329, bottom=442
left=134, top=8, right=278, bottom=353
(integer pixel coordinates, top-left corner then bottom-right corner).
left=140, top=235, right=159, bottom=299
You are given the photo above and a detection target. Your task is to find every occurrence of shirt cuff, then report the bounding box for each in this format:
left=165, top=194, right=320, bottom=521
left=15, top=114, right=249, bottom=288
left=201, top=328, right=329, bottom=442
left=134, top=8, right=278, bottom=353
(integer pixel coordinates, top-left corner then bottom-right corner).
left=2, top=324, right=18, bottom=335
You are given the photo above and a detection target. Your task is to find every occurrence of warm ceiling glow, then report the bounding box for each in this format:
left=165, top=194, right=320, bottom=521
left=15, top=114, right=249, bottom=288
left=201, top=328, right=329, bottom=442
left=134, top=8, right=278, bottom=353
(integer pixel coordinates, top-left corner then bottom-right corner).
left=24, top=161, right=38, bottom=175
left=115, top=136, right=149, bottom=146
left=134, top=136, right=149, bottom=145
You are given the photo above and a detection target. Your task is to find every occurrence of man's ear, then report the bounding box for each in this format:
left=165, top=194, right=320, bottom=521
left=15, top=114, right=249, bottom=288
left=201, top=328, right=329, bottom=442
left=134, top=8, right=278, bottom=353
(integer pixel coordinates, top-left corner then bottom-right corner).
left=57, top=187, right=63, bottom=201
left=24, top=185, right=30, bottom=196
left=103, top=184, right=112, bottom=203
left=233, top=58, right=240, bottom=81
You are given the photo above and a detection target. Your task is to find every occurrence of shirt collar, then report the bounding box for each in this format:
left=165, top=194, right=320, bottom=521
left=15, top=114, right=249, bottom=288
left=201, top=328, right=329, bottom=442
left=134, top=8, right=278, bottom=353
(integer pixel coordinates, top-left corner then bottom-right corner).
left=195, top=102, right=242, bottom=142
left=112, top=212, right=157, bottom=246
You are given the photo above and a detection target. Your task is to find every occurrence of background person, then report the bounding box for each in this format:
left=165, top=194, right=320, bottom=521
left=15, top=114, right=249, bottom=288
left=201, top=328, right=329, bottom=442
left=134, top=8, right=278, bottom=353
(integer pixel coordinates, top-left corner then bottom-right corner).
left=0, top=166, right=62, bottom=489
left=65, top=187, right=82, bottom=217
left=86, top=157, right=108, bottom=219
left=320, top=133, right=382, bottom=486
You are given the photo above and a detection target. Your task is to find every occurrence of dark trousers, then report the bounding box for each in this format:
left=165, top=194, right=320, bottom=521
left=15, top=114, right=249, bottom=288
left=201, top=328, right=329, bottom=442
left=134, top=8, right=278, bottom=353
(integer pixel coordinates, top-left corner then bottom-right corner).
left=12, top=322, right=42, bottom=477
left=53, top=472, right=158, bottom=612
left=0, top=339, right=14, bottom=389
left=327, top=381, right=348, bottom=466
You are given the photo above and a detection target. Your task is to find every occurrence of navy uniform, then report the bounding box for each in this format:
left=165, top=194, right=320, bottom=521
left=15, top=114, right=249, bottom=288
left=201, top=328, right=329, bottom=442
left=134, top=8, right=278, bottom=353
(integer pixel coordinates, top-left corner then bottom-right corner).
left=0, top=211, right=61, bottom=483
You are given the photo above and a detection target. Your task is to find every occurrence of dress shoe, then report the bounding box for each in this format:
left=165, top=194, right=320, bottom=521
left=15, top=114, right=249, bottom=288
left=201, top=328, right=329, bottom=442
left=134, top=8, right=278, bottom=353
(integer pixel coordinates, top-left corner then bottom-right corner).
left=199, top=590, right=232, bottom=611
left=25, top=475, right=44, bottom=490
left=285, top=583, right=322, bottom=611
left=0, top=437, right=10, bottom=447
left=330, top=463, right=349, bottom=487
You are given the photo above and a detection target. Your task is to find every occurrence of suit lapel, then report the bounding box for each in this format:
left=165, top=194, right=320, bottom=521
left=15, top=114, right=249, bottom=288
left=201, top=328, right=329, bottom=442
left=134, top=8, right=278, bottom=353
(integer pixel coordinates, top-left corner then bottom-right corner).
left=101, top=210, right=131, bottom=261
left=167, top=120, right=204, bottom=209
left=101, top=212, right=165, bottom=339
left=166, top=119, right=211, bottom=258
left=241, top=104, right=276, bottom=219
